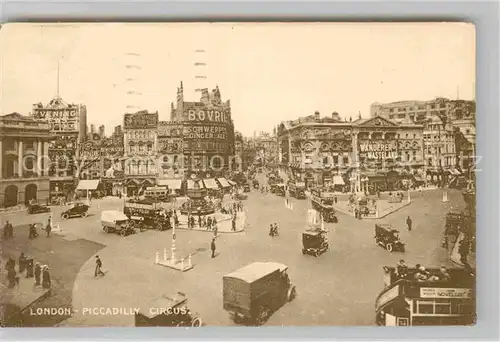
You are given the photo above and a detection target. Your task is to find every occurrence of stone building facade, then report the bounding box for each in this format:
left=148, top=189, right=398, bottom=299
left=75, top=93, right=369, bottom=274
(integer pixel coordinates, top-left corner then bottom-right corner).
left=0, top=113, right=53, bottom=207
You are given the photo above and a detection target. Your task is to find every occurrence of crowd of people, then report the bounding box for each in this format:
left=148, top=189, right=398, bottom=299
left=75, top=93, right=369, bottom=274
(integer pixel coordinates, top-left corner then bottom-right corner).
left=3, top=253, right=51, bottom=290
left=393, top=259, right=452, bottom=283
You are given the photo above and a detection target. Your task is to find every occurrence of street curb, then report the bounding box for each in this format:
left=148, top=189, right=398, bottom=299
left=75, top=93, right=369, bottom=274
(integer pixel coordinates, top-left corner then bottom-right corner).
left=0, top=208, right=27, bottom=216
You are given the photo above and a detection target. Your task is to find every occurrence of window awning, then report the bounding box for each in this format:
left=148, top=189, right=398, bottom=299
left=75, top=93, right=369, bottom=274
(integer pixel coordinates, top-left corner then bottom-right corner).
left=157, top=179, right=182, bottom=190
left=77, top=180, right=100, bottom=190
left=217, top=178, right=231, bottom=188
left=187, top=179, right=205, bottom=190
left=203, top=178, right=219, bottom=189
left=333, top=176, right=345, bottom=185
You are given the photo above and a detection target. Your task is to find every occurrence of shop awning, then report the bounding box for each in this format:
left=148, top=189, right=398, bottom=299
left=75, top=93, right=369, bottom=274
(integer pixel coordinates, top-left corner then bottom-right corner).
left=217, top=178, right=231, bottom=188
left=187, top=180, right=205, bottom=190
left=76, top=180, right=100, bottom=190
left=203, top=178, right=219, bottom=189
left=157, top=179, right=182, bottom=190
left=333, top=175, right=345, bottom=185
left=451, top=169, right=462, bottom=176
left=228, top=180, right=236, bottom=186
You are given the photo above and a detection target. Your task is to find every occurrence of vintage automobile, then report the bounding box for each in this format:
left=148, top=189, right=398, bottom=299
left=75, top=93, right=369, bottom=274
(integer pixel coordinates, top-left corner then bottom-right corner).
left=101, top=210, right=136, bottom=237
left=374, top=224, right=405, bottom=253
left=27, top=204, right=51, bottom=215
left=243, top=184, right=251, bottom=192
left=274, top=184, right=286, bottom=197
left=234, top=192, right=248, bottom=200
left=135, top=291, right=203, bottom=327
left=61, top=202, right=89, bottom=219
left=445, top=210, right=465, bottom=236
left=302, top=229, right=329, bottom=257
left=223, top=262, right=296, bottom=326
left=253, top=179, right=259, bottom=189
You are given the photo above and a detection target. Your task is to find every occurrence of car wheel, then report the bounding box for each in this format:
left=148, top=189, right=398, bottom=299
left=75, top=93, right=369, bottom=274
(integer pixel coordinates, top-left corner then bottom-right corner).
left=287, top=286, right=297, bottom=301
left=386, top=243, right=393, bottom=253
left=191, top=317, right=202, bottom=327
left=302, top=249, right=306, bottom=255
left=62, top=213, right=69, bottom=220
left=256, top=307, right=270, bottom=325
left=81, top=212, right=88, bottom=218
left=374, top=237, right=379, bottom=245
left=103, top=226, right=109, bottom=233
left=120, top=229, right=127, bottom=237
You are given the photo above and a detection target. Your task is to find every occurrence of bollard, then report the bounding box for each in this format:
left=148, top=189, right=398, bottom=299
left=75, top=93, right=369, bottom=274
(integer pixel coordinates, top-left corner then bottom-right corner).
left=164, top=248, right=167, bottom=261
left=188, top=254, right=192, bottom=268
left=155, top=252, right=159, bottom=264
left=180, top=258, right=184, bottom=270
left=376, top=210, right=379, bottom=218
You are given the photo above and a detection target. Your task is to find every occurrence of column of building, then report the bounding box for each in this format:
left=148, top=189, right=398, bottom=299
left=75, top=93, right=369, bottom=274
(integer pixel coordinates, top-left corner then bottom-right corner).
left=17, top=140, right=23, bottom=177
left=0, top=139, right=3, bottom=179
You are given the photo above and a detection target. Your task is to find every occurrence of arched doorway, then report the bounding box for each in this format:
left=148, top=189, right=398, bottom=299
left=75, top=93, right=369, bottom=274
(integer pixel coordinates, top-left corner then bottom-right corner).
left=25, top=184, right=38, bottom=205
left=4, top=185, right=18, bottom=207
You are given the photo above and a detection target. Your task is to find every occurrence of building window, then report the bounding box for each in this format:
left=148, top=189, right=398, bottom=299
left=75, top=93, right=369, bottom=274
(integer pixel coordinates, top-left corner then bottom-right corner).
left=333, top=156, right=339, bottom=165
left=413, top=134, right=417, bottom=139
left=405, top=134, right=409, bottom=139
left=26, top=141, right=34, bottom=149
left=435, top=303, right=452, bottom=315
left=465, top=129, right=471, bottom=135
left=417, top=301, right=435, bottom=314
left=412, top=151, right=417, bottom=161
left=343, top=156, right=349, bottom=165
left=430, top=104, right=436, bottom=109
left=389, top=108, right=394, bottom=113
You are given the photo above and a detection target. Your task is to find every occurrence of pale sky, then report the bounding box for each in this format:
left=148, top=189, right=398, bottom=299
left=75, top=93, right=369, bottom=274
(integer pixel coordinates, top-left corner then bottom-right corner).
left=0, top=23, right=475, bottom=136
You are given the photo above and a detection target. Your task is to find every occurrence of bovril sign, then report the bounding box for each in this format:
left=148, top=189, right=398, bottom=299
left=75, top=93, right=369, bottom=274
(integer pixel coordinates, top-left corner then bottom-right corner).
left=187, top=108, right=230, bottom=123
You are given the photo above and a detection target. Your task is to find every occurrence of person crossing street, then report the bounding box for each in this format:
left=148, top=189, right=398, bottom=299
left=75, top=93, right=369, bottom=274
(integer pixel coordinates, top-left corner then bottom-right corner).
left=406, top=216, right=412, bottom=231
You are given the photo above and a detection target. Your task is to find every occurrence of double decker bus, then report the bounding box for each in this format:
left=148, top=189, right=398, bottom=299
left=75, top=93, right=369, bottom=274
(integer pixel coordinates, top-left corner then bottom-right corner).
left=144, top=186, right=170, bottom=202
left=287, top=181, right=306, bottom=199
left=310, top=189, right=337, bottom=223
left=375, top=266, right=475, bottom=326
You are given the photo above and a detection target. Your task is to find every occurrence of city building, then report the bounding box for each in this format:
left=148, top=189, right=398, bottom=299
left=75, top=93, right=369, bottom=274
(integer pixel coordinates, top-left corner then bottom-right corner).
left=422, top=114, right=457, bottom=185
left=32, top=96, right=87, bottom=201
left=0, top=113, right=53, bottom=207
left=98, top=125, right=105, bottom=139
left=278, top=111, right=425, bottom=192
left=123, top=110, right=159, bottom=196
left=169, top=82, right=235, bottom=177
left=278, top=111, right=353, bottom=188
left=234, top=131, right=243, bottom=166
left=157, top=121, right=184, bottom=179
left=370, top=97, right=475, bottom=123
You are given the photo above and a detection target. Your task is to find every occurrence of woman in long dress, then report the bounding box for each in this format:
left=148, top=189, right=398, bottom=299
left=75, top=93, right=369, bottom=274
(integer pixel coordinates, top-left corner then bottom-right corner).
left=42, top=265, right=51, bottom=289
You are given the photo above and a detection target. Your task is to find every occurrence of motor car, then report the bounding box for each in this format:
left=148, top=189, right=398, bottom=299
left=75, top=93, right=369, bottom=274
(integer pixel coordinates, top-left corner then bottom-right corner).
left=302, top=229, right=329, bottom=257
left=135, top=292, right=202, bottom=327
left=374, top=224, right=405, bottom=253
left=101, top=210, right=136, bottom=236
left=223, top=262, right=296, bottom=325
left=27, top=204, right=51, bottom=215
left=61, top=202, right=89, bottom=219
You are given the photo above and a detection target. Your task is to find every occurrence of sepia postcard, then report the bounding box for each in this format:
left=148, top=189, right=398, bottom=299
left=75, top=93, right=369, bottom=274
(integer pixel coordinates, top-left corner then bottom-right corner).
left=0, top=22, right=476, bottom=327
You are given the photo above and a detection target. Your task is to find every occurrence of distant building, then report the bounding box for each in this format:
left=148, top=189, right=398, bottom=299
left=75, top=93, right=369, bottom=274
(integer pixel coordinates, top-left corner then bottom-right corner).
left=278, top=111, right=425, bottom=192
left=122, top=110, right=159, bottom=196
left=0, top=113, right=53, bottom=207
left=32, top=96, right=87, bottom=201
left=98, top=125, right=105, bottom=139
left=169, top=82, right=235, bottom=177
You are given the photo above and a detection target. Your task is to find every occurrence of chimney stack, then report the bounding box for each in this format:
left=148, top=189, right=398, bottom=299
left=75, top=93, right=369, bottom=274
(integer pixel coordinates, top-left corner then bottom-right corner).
left=314, top=111, right=320, bottom=121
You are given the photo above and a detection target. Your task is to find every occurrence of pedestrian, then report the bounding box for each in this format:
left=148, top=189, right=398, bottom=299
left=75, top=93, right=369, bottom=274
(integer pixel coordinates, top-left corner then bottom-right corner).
left=46, top=216, right=52, bottom=237
left=29, top=223, right=38, bottom=239
left=18, top=252, right=27, bottom=273
left=42, top=266, right=51, bottom=289
left=213, top=217, right=218, bottom=228
left=211, top=238, right=216, bottom=258
left=94, top=255, right=105, bottom=277
left=406, top=216, right=412, bottom=231
left=269, top=224, right=274, bottom=237
left=198, top=215, right=202, bottom=228
left=354, top=208, right=358, bottom=219
left=207, top=216, right=212, bottom=230
left=213, top=224, right=218, bottom=238
left=3, top=220, right=13, bottom=239
left=34, top=262, right=41, bottom=286
left=334, top=196, right=338, bottom=204
left=231, top=219, right=236, bottom=231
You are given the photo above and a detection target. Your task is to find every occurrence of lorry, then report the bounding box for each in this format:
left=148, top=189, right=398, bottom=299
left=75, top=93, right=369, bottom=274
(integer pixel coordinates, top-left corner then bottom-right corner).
left=223, top=262, right=296, bottom=325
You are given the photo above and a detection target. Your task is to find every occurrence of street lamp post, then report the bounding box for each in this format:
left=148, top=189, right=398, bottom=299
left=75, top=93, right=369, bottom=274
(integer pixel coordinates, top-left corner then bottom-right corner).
left=171, top=198, right=176, bottom=263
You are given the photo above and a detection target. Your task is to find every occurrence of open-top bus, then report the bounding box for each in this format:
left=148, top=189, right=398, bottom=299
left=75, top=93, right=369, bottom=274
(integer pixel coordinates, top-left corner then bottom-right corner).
left=375, top=266, right=475, bottom=326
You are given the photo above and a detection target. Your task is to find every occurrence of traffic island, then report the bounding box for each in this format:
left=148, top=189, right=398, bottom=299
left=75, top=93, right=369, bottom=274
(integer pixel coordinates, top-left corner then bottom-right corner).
left=155, top=249, right=194, bottom=272
left=334, top=199, right=413, bottom=220
left=175, top=211, right=246, bottom=233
